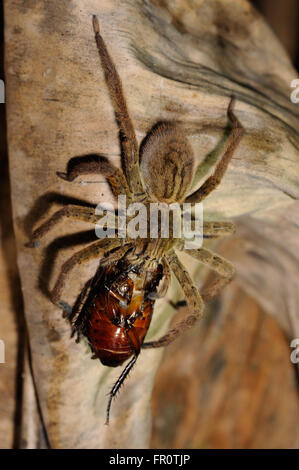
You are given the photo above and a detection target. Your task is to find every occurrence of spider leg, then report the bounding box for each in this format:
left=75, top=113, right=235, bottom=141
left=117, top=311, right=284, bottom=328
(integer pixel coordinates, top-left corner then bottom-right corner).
left=202, top=221, right=235, bottom=238
left=184, top=218, right=236, bottom=239
left=143, top=250, right=204, bottom=349
left=178, top=244, right=235, bottom=302
left=26, top=205, right=116, bottom=247
left=66, top=276, right=95, bottom=342
left=92, top=16, right=145, bottom=199
left=57, top=157, right=132, bottom=200
left=106, top=354, right=138, bottom=425
left=50, top=238, right=128, bottom=306
left=186, top=97, right=244, bottom=203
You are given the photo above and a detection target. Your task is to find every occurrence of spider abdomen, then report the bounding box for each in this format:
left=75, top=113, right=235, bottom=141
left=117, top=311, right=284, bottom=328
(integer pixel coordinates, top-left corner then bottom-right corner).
left=140, top=122, right=194, bottom=203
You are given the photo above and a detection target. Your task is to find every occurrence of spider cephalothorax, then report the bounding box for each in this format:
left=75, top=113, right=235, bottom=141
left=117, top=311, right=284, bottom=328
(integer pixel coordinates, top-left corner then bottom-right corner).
left=27, top=16, right=244, bottom=423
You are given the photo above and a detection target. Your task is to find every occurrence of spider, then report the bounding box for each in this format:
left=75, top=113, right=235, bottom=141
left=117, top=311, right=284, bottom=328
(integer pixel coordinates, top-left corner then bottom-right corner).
left=27, top=16, right=244, bottom=424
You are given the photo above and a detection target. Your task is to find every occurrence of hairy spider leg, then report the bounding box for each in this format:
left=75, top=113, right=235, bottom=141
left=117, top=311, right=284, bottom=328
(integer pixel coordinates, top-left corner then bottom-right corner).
left=92, top=15, right=145, bottom=199
left=186, top=97, right=244, bottom=204
left=177, top=245, right=235, bottom=302
left=65, top=276, right=95, bottom=342
left=202, top=221, right=236, bottom=238
left=50, top=238, right=127, bottom=306
left=143, top=249, right=204, bottom=349
left=57, top=157, right=132, bottom=200
left=27, top=205, right=101, bottom=247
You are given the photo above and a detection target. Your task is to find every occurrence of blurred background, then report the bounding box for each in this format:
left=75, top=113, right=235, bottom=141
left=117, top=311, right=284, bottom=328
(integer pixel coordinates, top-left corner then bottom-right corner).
left=0, top=0, right=299, bottom=449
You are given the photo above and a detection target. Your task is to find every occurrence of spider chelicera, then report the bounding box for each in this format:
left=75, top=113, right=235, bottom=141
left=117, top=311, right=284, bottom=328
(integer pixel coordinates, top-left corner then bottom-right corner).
left=27, top=16, right=244, bottom=424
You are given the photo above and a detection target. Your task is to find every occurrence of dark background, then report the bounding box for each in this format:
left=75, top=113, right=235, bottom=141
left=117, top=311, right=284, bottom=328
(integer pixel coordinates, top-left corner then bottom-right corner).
left=252, top=0, right=299, bottom=70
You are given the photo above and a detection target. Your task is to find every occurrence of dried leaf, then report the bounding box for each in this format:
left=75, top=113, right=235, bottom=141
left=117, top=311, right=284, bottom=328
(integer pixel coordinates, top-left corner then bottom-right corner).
left=4, top=0, right=299, bottom=448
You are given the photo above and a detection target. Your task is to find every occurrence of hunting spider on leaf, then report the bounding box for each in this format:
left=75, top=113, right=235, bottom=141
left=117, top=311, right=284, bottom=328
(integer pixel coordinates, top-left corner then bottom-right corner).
left=27, top=16, right=244, bottom=424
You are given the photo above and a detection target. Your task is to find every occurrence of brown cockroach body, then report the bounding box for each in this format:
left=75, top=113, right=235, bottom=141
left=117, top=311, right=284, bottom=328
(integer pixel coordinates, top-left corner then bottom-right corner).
left=80, top=258, right=163, bottom=368
left=70, top=254, right=163, bottom=422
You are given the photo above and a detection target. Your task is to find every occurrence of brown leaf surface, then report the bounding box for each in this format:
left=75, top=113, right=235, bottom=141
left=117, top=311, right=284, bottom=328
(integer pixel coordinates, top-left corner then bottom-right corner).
left=151, top=284, right=299, bottom=449
left=0, top=104, right=23, bottom=448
